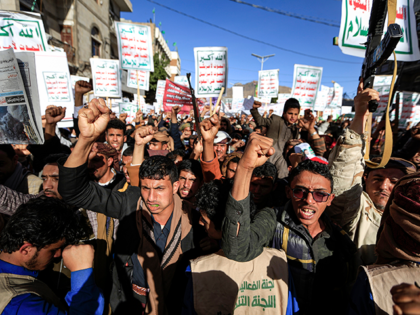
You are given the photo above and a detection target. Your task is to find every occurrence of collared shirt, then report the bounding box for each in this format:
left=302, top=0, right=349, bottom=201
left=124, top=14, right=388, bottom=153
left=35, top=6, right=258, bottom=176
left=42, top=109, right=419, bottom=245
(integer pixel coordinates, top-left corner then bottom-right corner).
left=0, top=259, right=104, bottom=315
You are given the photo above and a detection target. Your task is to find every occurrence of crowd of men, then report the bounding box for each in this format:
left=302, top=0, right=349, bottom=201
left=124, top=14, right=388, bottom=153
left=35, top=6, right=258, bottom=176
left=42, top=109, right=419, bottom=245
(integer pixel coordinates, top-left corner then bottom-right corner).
left=0, top=79, right=419, bottom=315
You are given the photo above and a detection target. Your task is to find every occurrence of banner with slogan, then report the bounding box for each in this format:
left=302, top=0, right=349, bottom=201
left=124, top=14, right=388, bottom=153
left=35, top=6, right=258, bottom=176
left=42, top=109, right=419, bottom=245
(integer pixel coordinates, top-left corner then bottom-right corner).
left=127, top=70, right=149, bottom=91
left=330, top=83, right=343, bottom=108
left=174, top=75, right=189, bottom=87
left=291, top=64, right=323, bottom=108
left=373, top=75, right=399, bottom=117
left=34, top=52, right=74, bottom=127
left=0, top=11, right=49, bottom=52
left=338, top=0, right=420, bottom=61
left=232, top=86, right=243, bottom=100
left=155, top=79, right=166, bottom=101
left=314, top=89, right=328, bottom=111
left=277, top=93, right=291, bottom=106
left=400, top=92, right=420, bottom=127
left=258, top=69, right=279, bottom=98
left=163, top=79, right=198, bottom=114
left=115, top=22, right=154, bottom=71
left=90, top=58, right=121, bottom=98
left=119, top=102, right=138, bottom=124
left=194, top=46, right=228, bottom=98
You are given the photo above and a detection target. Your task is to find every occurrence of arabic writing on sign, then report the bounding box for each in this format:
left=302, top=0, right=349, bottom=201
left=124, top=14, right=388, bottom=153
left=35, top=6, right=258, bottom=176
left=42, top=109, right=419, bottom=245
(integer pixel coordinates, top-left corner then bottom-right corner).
left=0, top=12, right=48, bottom=52
left=115, top=22, right=154, bottom=71
left=258, top=70, right=279, bottom=98
left=194, top=47, right=228, bottom=97
left=291, top=65, right=323, bottom=108
left=127, top=70, right=149, bottom=91
left=234, top=279, right=277, bottom=310
left=91, top=59, right=121, bottom=97
left=42, top=72, right=70, bottom=102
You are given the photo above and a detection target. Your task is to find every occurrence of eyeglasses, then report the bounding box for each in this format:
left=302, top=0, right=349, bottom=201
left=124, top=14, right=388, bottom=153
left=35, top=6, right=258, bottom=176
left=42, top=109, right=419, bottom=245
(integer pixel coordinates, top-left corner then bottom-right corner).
left=291, top=188, right=331, bottom=203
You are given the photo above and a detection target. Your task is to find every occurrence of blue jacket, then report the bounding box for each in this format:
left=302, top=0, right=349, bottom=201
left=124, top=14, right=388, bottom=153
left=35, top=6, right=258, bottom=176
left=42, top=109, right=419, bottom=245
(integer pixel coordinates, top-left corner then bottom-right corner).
left=0, top=259, right=104, bottom=315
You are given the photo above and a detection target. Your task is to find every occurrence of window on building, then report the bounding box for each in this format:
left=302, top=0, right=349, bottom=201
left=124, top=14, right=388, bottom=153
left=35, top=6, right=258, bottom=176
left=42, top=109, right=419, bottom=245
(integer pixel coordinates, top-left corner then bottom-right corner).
left=91, top=27, right=101, bottom=57
left=61, top=26, right=73, bottom=46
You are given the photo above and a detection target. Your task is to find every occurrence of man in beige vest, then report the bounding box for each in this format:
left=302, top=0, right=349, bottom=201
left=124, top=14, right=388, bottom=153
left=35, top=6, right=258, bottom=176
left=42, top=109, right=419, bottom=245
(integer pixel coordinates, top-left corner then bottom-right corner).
left=348, top=171, right=420, bottom=315
left=0, top=197, right=104, bottom=314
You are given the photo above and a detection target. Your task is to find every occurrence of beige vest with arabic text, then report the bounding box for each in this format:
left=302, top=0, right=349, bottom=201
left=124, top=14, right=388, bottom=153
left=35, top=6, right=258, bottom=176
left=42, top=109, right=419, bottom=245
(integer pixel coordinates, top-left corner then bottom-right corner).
left=363, top=262, right=420, bottom=315
left=190, top=248, right=288, bottom=315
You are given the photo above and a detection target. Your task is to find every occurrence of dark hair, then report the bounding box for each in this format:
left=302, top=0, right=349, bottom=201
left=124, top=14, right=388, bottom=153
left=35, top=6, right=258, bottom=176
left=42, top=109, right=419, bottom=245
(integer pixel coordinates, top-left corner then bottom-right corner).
left=228, top=157, right=241, bottom=166
left=126, top=124, right=135, bottom=130
left=284, top=98, right=301, bottom=113
left=288, top=159, right=333, bottom=191
left=44, top=153, right=68, bottom=165
left=139, top=155, right=178, bottom=184
left=231, top=133, right=242, bottom=141
left=254, top=126, right=262, bottom=132
left=252, top=162, right=277, bottom=183
left=195, top=180, right=230, bottom=230
left=123, top=146, right=134, bottom=157
left=0, top=197, right=90, bottom=253
left=220, top=117, right=233, bottom=134
left=177, top=159, right=203, bottom=182
left=0, top=144, right=16, bottom=160
left=106, top=119, right=126, bottom=134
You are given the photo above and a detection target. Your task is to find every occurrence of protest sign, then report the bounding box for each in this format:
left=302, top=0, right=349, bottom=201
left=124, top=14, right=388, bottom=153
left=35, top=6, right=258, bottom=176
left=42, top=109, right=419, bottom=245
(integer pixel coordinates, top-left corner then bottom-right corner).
left=194, top=47, right=228, bottom=97
left=232, top=86, right=243, bottom=100
left=258, top=70, right=279, bottom=98
left=163, top=79, right=195, bottom=114
left=0, top=11, right=49, bottom=52
left=156, top=80, right=166, bottom=101
left=341, top=106, right=353, bottom=115
left=400, top=92, right=420, bottom=127
left=338, top=0, right=420, bottom=61
left=174, top=76, right=189, bottom=87
left=231, top=98, right=244, bottom=113
left=127, top=70, right=149, bottom=91
left=291, top=64, right=323, bottom=108
left=115, top=22, right=154, bottom=71
left=277, top=94, right=291, bottom=105
left=90, top=58, right=121, bottom=98
left=119, top=103, right=138, bottom=124
left=314, top=89, right=328, bottom=111
left=330, top=83, right=343, bottom=108
left=70, top=75, right=89, bottom=89
left=0, top=49, right=43, bottom=144
left=373, top=76, right=399, bottom=117
left=242, top=97, right=254, bottom=111
left=224, top=98, right=233, bottom=111
left=34, top=52, right=74, bottom=127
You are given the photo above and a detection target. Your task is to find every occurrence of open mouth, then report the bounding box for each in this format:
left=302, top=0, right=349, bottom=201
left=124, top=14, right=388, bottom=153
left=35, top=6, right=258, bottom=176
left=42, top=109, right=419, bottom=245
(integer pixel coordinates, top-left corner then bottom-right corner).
left=298, top=207, right=316, bottom=220
left=181, top=189, right=190, bottom=196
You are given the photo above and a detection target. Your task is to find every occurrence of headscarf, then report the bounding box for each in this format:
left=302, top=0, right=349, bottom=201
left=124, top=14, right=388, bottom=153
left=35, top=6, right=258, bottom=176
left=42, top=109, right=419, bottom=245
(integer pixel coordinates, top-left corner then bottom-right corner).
left=95, top=142, right=119, bottom=171
left=375, top=171, right=420, bottom=264
left=179, top=123, right=190, bottom=132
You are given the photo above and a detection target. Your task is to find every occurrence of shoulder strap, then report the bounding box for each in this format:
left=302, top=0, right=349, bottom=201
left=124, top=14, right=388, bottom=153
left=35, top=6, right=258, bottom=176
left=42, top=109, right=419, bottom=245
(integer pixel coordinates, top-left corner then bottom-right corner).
left=0, top=273, right=67, bottom=313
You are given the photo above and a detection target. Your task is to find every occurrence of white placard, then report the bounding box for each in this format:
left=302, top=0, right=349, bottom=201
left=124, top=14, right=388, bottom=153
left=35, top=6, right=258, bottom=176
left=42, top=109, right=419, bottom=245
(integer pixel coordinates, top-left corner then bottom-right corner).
left=70, top=75, right=89, bottom=90
left=90, top=58, right=121, bottom=98
left=291, top=64, right=323, bottom=108
left=35, top=52, right=74, bottom=127
left=127, top=70, right=149, bottom=91
left=232, top=86, right=244, bottom=100
left=115, top=22, right=154, bottom=71
left=0, top=11, right=49, bottom=52
left=174, top=76, right=189, bottom=87
left=194, top=46, right=228, bottom=97
left=156, top=80, right=166, bottom=101
left=258, top=69, right=279, bottom=98
left=338, top=0, right=420, bottom=61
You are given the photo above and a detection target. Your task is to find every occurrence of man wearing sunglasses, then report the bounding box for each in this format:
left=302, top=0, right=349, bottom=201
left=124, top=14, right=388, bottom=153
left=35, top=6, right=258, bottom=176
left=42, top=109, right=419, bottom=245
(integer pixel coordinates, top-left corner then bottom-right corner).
left=326, top=81, right=416, bottom=269
left=221, top=130, right=356, bottom=314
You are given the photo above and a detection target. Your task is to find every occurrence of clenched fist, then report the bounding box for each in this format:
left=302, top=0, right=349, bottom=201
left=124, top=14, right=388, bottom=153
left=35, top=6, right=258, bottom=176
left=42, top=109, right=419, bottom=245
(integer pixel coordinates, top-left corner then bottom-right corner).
left=45, top=105, right=66, bottom=124
left=78, top=98, right=110, bottom=142
left=133, top=125, right=157, bottom=146
left=200, top=114, right=220, bottom=143
left=239, top=132, right=275, bottom=170
left=62, top=244, right=94, bottom=272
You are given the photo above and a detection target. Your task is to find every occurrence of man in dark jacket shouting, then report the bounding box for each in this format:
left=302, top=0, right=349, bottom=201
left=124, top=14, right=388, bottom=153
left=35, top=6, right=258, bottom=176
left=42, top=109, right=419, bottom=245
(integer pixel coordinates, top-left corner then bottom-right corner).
left=57, top=98, right=202, bottom=314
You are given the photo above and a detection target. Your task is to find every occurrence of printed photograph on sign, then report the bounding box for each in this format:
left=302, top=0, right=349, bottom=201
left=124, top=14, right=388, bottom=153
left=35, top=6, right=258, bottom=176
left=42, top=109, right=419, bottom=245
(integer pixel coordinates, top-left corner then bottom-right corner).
left=338, top=0, right=420, bottom=61
left=0, top=11, right=49, bottom=52
left=127, top=70, right=149, bottom=91
left=42, top=72, right=71, bottom=102
left=194, top=47, right=228, bottom=98
left=90, top=59, right=121, bottom=98
left=115, top=22, right=154, bottom=71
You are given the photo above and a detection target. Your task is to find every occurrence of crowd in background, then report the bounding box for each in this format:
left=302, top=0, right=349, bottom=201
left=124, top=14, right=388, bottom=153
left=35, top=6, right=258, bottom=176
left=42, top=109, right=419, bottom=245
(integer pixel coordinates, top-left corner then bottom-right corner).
left=0, top=80, right=420, bottom=314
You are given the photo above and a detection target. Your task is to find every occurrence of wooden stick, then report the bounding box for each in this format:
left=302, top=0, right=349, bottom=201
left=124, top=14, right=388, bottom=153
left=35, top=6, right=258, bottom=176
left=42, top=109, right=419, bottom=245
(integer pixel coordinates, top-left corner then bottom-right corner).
left=212, top=87, right=225, bottom=115
left=136, top=71, right=141, bottom=111
left=106, top=96, right=110, bottom=110
left=209, top=97, right=213, bottom=116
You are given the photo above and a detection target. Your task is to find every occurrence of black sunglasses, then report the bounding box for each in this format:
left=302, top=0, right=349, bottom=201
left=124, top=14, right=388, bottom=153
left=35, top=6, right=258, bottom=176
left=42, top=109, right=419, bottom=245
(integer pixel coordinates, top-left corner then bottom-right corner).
left=291, top=188, right=331, bottom=203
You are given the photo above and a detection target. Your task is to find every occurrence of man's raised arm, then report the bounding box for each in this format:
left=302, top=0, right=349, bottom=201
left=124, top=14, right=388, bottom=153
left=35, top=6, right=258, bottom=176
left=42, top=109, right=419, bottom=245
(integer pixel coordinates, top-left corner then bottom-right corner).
left=221, top=133, right=277, bottom=262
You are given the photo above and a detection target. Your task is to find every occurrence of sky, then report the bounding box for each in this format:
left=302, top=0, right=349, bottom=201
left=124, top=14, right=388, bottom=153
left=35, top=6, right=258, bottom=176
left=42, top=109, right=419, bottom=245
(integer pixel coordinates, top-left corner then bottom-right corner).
left=122, top=0, right=364, bottom=98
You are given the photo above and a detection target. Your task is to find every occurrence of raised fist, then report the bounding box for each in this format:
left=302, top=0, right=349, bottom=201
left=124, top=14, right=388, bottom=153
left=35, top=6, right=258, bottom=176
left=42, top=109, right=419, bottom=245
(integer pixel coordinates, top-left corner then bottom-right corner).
left=172, top=106, right=182, bottom=115
left=62, top=244, right=94, bottom=272
left=119, top=113, right=128, bottom=123
left=133, top=125, right=157, bottom=146
left=200, top=114, right=220, bottom=143
left=239, top=132, right=274, bottom=170
left=45, top=105, right=66, bottom=124
left=74, top=80, right=92, bottom=95
left=253, top=101, right=262, bottom=109
left=78, top=98, right=110, bottom=142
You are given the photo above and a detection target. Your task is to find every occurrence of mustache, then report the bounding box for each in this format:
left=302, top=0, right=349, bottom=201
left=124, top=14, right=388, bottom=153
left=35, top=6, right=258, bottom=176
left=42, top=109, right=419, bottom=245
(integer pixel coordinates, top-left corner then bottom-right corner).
left=44, top=189, right=57, bottom=195
left=373, top=190, right=389, bottom=197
